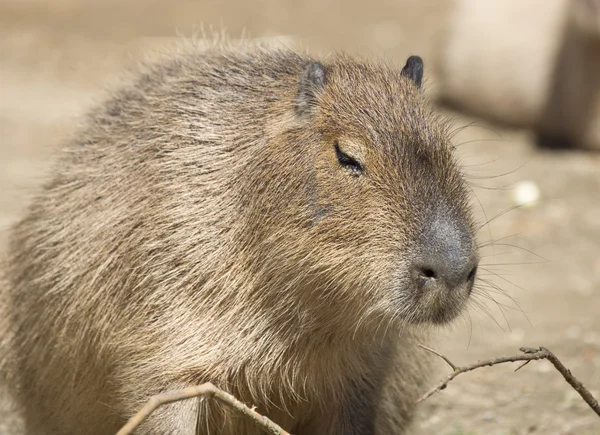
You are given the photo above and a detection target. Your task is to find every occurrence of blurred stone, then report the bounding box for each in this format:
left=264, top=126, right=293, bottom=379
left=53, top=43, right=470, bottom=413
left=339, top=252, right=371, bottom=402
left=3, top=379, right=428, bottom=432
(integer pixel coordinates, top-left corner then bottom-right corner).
left=512, top=180, right=541, bottom=208
left=482, top=410, right=495, bottom=421
left=566, top=325, right=582, bottom=339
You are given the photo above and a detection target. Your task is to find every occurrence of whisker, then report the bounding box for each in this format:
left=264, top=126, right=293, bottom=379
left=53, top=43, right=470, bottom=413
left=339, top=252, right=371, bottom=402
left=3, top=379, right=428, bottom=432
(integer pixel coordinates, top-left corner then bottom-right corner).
left=447, top=118, right=503, bottom=142
left=465, top=182, right=516, bottom=191
left=479, top=267, right=526, bottom=293
left=466, top=184, right=495, bottom=260
left=480, top=242, right=549, bottom=263
left=465, top=159, right=532, bottom=180
left=480, top=261, right=547, bottom=266
left=477, top=203, right=528, bottom=232
left=453, top=138, right=505, bottom=148
left=469, top=296, right=507, bottom=332
left=477, top=277, right=531, bottom=325
left=461, top=156, right=505, bottom=168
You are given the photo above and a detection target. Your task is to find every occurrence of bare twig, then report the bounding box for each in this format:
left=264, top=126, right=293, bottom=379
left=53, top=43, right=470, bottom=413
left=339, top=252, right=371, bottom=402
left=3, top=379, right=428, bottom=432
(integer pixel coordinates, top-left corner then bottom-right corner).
left=514, top=360, right=531, bottom=372
left=116, top=382, right=291, bottom=435
left=418, top=343, right=458, bottom=371
left=418, top=346, right=600, bottom=418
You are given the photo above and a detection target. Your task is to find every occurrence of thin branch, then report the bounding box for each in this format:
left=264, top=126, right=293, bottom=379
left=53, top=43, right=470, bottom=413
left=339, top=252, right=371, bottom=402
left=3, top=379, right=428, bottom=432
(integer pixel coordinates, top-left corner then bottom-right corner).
left=513, top=360, right=531, bottom=372
left=418, top=343, right=458, bottom=371
left=417, top=346, right=600, bottom=418
left=116, top=382, right=291, bottom=435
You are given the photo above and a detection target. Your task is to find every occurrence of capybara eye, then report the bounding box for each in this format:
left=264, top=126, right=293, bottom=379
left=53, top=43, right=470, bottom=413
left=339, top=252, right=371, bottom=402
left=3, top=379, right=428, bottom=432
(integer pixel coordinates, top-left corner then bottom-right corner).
left=334, top=141, right=363, bottom=175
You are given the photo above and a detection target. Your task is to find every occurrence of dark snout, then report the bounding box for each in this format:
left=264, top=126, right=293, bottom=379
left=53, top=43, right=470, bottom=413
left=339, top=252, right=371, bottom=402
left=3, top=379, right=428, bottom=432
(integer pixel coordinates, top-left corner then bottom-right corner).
left=411, top=215, right=478, bottom=295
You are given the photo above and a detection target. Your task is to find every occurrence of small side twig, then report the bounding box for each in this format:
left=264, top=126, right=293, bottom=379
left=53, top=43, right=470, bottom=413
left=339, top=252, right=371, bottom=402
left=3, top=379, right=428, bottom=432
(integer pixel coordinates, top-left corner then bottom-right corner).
left=418, top=346, right=600, bottom=418
left=418, top=343, right=458, bottom=371
left=514, top=360, right=531, bottom=372
left=116, top=382, right=291, bottom=435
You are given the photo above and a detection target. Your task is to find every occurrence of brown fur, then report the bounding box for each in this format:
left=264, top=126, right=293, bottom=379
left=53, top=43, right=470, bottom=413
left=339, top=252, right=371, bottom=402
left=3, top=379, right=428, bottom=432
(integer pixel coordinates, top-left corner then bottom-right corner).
left=0, top=43, right=475, bottom=434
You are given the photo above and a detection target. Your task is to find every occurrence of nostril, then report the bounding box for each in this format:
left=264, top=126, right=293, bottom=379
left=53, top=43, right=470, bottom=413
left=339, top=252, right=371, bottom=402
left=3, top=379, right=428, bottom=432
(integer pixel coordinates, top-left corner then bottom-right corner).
left=412, top=265, right=439, bottom=289
left=421, top=268, right=437, bottom=279
left=467, top=265, right=477, bottom=282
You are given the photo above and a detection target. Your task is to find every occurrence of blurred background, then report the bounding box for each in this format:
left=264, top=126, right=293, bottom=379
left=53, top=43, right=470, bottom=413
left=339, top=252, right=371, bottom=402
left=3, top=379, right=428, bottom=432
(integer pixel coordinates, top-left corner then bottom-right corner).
left=1, top=0, right=599, bottom=434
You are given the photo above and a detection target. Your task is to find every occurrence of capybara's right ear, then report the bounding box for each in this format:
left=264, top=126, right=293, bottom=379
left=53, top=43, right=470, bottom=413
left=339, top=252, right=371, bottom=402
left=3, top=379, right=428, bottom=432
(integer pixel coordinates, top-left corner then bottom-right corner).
left=401, top=56, right=424, bottom=89
left=296, top=61, right=326, bottom=116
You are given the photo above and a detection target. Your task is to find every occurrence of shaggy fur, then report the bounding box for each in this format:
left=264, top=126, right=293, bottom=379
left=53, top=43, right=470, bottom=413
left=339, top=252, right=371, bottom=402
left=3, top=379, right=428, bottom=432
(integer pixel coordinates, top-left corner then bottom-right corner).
left=0, top=44, right=476, bottom=434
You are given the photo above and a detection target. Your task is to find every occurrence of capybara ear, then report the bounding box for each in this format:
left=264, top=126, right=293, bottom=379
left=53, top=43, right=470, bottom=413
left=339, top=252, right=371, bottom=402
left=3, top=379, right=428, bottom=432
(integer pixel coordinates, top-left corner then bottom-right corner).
left=296, top=61, right=326, bottom=116
left=401, top=55, right=424, bottom=89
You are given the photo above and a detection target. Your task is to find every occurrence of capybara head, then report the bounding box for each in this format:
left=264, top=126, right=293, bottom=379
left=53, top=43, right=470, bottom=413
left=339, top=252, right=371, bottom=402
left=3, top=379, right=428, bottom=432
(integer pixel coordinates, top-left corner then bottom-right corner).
left=243, top=54, right=478, bottom=329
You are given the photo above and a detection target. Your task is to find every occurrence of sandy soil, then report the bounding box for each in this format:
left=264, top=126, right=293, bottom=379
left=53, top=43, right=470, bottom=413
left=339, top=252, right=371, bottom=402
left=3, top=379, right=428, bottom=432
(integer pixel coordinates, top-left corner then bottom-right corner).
left=0, top=1, right=598, bottom=434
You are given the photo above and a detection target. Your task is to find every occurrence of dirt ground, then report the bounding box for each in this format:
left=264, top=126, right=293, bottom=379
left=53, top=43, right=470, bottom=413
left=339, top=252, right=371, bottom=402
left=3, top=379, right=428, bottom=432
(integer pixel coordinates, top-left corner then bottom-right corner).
left=0, top=1, right=599, bottom=434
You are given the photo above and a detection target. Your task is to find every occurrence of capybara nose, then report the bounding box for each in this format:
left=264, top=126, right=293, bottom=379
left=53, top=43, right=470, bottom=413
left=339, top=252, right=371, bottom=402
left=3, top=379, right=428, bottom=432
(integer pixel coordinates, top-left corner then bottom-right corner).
left=412, top=215, right=478, bottom=292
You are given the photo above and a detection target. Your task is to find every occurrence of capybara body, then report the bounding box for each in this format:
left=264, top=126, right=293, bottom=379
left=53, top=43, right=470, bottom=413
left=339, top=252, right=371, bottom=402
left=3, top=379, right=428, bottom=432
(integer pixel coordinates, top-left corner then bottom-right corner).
left=1, top=44, right=478, bottom=434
